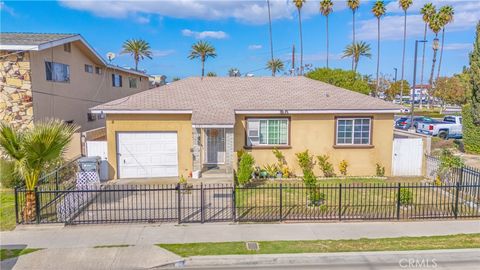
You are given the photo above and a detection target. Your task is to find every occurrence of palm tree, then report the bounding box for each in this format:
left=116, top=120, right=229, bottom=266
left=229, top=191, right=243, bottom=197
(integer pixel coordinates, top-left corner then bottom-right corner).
left=0, top=120, right=78, bottom=221
left=419, top=3, right=436, bottom=109
left=320, top=0, right=334, bottom=69
left=120, top=39, right=152, bottom=71
left=347, top=0, right=361, bottom=70
left=188, top=40, right=217, bottom=78
left=436, top=5, right=454, bottom=81
left=341, top=41, right=372, bottom=72
left=372, top=0, right=386, bottom=97
left=266, top=58, right=285, bottom=77
left=293, top=0, right=306, bottom=75
left=428, top=13, right=443, bottom=92
left=398, top=0, right=413, bottom=105
left=228, top=68, right=241, bottom=77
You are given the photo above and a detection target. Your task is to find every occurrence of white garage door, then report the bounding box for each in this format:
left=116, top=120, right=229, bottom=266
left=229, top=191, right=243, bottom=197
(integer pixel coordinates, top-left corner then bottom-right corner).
left=117, top=132, right=178, bottom=178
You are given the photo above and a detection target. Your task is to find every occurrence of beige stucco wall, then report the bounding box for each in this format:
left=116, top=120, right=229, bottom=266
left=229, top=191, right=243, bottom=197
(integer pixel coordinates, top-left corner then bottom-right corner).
left=106, top=114, right=193, bottom=179
left=28, top=41, right=149, bottom=132
left=234, top=113, right=395, bottom=177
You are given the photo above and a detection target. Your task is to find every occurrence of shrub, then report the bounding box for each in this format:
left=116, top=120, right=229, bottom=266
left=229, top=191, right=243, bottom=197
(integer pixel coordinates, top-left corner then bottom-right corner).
left=439, top=149, right=464, bottom=171
left=462, top=104, right=480, bottom=154
left=306, top=68, right=370, bottom=95
left=308, top=189, right=326, bottom=207
left=317, top=155, right=335, bottom=177
left=272, top=148, right=286, bottom=165
left=263, top=163, right=280, bottom=178
left=236, top=149, right=246, bottom=164
left=399, top=188, right=413, bottom=206
left=296, top=150, right=316, bottom=187
left=0, top=159, right=23, bottom=188
left=375, top=163, right=385, bottom=177
left=339, top=160, right=348, bottom=176
left=237, top=152, right=255, bottom=186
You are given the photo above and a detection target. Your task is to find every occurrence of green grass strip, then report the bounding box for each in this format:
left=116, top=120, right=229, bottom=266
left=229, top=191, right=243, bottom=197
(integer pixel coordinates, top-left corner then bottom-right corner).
left=157, top=234, right=480, bottom=257
left=0, top=248, right=42, bottom=261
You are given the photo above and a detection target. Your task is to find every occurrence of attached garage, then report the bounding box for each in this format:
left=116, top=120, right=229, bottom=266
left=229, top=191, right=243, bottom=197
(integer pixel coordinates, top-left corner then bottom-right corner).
left=116, top=132, right=178, bottom=178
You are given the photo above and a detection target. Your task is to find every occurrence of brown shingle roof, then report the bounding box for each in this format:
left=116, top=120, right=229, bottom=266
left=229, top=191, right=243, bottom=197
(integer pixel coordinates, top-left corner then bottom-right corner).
left=91, top=77, right=401, bottom=125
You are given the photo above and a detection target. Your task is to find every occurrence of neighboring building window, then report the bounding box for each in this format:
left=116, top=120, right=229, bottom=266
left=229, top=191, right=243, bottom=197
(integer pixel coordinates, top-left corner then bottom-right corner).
left=45, top=61, right=70, bottom=82
left=336, top=118, right=371, bottom=145
left=85, top=64, right=93, bottom=73
left=247, top=118, right=289, bottom=146
left=87, top=113, right=97, bottom=122
left=129, top=77, right=138, bottom=88
left=95, top=67, right=102, bottom=75
left=112, top=74, right=122, bottom=87
left=63, top=43, right=71, bottom=52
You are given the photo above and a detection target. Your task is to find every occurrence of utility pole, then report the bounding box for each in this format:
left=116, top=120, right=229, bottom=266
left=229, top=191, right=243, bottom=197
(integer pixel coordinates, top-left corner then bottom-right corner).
left=267, top=0, right=274, bottom=62
left=410, top=40, right=427, bottom=130
left=393, top=68, right=398, bottom=82
left=291, top=44, right=295, bottom=76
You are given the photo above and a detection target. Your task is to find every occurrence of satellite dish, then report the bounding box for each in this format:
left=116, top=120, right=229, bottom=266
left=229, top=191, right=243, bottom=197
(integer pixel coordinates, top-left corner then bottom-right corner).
left=106, top=52, right=116, bottom=62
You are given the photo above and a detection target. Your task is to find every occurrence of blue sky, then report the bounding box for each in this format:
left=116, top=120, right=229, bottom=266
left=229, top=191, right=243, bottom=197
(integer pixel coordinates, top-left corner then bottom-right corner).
left=1, top=0, right=478, bottom=83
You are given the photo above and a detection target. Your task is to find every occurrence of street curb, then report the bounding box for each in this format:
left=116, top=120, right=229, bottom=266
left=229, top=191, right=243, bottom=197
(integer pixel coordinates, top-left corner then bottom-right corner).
left=180, top=248, right=480, bottom=268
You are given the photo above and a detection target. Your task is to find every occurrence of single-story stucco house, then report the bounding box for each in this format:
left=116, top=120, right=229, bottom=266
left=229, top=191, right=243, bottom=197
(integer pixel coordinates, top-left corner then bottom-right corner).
left=90, top=77, right=402, bottom=179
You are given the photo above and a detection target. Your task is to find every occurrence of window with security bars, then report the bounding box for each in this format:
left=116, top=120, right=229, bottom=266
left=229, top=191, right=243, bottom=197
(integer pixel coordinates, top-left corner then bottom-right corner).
left=247, top=118, right=288, bottom=146
left=336, top=118, right=371, bottom=145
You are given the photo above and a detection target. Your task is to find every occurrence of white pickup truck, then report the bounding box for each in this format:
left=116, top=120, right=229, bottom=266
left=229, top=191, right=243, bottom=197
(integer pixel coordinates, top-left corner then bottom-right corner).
left=416, top=116, right=462, bottom=139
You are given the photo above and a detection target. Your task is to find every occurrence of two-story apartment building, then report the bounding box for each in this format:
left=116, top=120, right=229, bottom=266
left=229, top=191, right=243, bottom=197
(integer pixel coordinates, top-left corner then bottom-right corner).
left=0, top=33, right=150, bottom=132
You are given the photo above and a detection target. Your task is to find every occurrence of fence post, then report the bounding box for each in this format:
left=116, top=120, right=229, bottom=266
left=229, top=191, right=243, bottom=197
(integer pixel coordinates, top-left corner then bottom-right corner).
left=454, top=182, right=460, bottom=219
left=279, top=183, right=283, bottom=222
left=232, top=185, right=236, bottom=222
left=14, top=187, right=19, bottom=224
left=200, top=183, right=205, bottom=224
left=396, top=183, right=401, bottom=220
left=55, top=170, right=59, bottom=191
left=177, top=183, right=181, bottom=224
left=338, top=184, right=342, bottom=221
left=34, top=187, right=40, bottom=224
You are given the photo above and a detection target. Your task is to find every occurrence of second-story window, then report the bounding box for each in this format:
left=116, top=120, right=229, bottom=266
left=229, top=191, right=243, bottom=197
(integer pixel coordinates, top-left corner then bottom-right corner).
left=63, top=43, right=71, bottom=53
left=112, top=74, right=122, bottom=87
left=95, top=67, right=102, bottom=75
left=45, top=61, right=70, bottom=83
left=129, top=77, right=138, bottom=88
left=85, top=64, right=93, bottom=73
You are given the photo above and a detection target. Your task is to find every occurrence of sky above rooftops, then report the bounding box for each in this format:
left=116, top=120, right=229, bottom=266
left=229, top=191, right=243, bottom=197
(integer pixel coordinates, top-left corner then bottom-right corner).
left=0, top=0, right=477, bottom=83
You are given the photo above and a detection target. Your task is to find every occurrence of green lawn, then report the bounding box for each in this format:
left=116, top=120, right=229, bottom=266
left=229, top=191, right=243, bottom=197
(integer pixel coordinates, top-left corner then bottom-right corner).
left=158, top=234, right=480, bottom=257
left=0, top=189, right=16, bottom=231
left=0, top=248, right=41, bottom=261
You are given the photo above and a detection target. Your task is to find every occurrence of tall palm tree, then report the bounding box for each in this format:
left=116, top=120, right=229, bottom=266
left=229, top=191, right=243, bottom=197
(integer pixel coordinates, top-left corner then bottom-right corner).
left=0, top=120, right=78, bottom=221
left=341, top=41, right=372, bottom=72
left=320, top=0, right=334, bottom=69
left=267, top=0, right=274, bottom=64
left=398, top=0, right=413, bottom=105
left=372, top=0, right=386, bottom=97
left=428, top=13, right=443, bottom=92
left=419, top=3, right=436, bottom=109
left=266, top=58, right=285, bottom=76
left=188, top=40, right=217, bottom=78
left=293, top=0, right=306, bottom=75
left=120, top=39, right=152, bottom=71
left=436, top=5, right=454, bottom=81
left=347, top=0, right=361, bottom=70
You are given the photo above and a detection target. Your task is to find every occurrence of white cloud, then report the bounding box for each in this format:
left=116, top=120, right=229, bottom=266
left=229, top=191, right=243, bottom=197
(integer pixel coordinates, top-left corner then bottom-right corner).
left=59, top=0, right=346, bottom=25
left=181, top=29, right=228, bottom=39
left=0, top=2, right=16, bottom=16
left=248, top=44, right=262, bottom=50
left=151, top=49, right=175, bottom=57
left=357, top=1, right=480, bottom=41
left=443, top=43, right=473, bottom=51
left=135, top=15, right=150, bottom=24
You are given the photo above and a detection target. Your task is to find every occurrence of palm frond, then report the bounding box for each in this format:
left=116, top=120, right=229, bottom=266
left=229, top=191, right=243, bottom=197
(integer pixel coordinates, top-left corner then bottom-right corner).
left=0, top=122, right=24, bottom=161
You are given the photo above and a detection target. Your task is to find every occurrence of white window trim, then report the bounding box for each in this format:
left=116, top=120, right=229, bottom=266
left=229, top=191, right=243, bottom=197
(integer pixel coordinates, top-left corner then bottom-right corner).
left=247, top=118, right=289, bottom=146
left=336, top=117, right=372, bottom=145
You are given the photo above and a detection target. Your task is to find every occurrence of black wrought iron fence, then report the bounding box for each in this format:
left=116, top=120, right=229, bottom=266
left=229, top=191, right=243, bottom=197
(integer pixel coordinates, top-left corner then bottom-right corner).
left=15, top=182, right=480, bottom=225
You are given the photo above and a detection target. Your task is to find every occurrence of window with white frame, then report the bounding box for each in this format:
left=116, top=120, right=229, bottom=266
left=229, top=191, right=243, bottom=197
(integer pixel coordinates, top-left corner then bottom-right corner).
left=45, top=61, right=70, bottom=82
left=112, top=74, right=122, bottom=87
left=247, top=118, right=289, bottom=146
left=336, top=118, right=371, bottom=145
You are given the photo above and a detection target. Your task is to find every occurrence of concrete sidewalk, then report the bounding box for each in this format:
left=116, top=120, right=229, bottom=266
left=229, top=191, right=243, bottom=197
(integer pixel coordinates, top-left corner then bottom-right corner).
left=1, top=220, right=479, bottom=249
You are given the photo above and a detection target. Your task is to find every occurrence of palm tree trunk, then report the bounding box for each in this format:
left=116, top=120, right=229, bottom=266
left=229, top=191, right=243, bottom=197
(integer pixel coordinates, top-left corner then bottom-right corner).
left=354, top=57, right=358, bottom=73
left=326, top=15, right=329, bottom=69
left=400, top=10, right=407, bottom=105
left=429, top=33, right=439, bottom=107
left=352, top=10, right=356, bottom=71
left=419, top=23, right=427, bottom=109
left=23, top=190, right=37, bottom=222
left=267, top=0, right=274, bottom=66
left=135, top=54, right=139, bottom=71
left=201, top=58, right=205, bottom=78
left=375, top=18, right=381, bottom=97
left=298, top=8, right=303, bottom=76
left=436, top=27, right=446, bottom=81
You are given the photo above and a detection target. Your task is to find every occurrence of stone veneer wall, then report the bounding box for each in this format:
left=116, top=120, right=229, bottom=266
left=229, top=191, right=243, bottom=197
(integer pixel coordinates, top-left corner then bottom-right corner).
left=0, top=51, right=33, bottom=130
left=225, top=128, right=234, bottom=173
left=192, top=128, right=202, bottom=172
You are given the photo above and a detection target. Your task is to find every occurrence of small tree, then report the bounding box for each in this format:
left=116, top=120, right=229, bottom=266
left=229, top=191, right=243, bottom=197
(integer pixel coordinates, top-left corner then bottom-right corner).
left=317, top=155, right=335, bottom=177
left=237, top=152, right=255, bottom=186
left=306, top=68, right=371, bottom=95
left=385, top=80, right=410, bottom=101
left=434, top=76, right=467, bottom=109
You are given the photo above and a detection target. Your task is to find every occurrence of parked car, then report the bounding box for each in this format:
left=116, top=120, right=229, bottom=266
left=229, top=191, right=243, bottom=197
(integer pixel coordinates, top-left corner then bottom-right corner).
left=395, top=116, right=434, bottom=130
left=416, top=116, right=462, bottom=139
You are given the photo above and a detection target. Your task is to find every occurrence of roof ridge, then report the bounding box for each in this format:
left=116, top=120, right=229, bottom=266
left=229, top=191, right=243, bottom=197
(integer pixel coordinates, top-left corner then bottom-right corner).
left=0, top=32, right=79, bottom=35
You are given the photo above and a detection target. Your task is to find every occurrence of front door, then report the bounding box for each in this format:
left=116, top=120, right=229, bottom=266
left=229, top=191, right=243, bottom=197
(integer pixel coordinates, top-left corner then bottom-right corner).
left=204, top=128, right=225, bottom=164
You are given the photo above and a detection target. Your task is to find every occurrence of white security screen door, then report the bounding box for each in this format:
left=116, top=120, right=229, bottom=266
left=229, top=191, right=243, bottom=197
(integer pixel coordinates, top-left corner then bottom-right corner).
left=204, top=129, right=225, bottom=164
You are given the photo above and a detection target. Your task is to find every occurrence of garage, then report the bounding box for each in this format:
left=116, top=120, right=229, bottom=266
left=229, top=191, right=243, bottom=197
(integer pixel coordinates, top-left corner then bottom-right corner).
left=117, top=132, right=178, bottom=178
